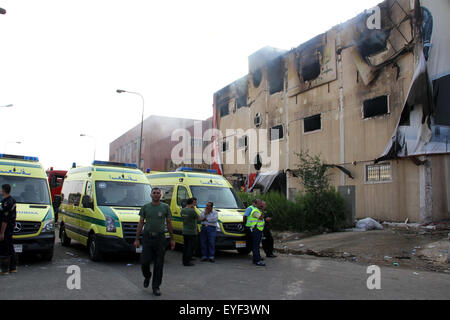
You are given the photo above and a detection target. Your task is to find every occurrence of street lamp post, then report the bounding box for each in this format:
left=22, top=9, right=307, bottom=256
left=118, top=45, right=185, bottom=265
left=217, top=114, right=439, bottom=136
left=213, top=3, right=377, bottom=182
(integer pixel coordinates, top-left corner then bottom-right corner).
left=116, top=89, right=145, bottom=170
left=80, top=134, right=96, bottom=162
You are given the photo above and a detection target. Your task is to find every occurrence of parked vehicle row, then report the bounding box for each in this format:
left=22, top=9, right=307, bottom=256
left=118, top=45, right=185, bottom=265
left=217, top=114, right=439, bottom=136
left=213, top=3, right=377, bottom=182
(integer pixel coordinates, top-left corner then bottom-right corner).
left=0, top=153, right=248, bottom=262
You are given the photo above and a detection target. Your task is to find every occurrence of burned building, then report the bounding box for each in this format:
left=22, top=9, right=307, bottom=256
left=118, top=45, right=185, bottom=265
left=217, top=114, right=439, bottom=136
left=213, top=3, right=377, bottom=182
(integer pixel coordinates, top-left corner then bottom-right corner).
left=213, top=0, right=450, bottom=224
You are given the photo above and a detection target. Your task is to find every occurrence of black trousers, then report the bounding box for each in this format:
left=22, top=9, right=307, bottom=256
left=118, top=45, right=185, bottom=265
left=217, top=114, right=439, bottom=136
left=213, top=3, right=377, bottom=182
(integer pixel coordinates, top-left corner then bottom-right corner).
left=244, top=227, right=253, bottom=252
left=262, top=227, right=274, bottom=256
left=0, top=231, right=17, bottom=272
left=141, top=232, right=166, bottom=290
left=183, top=235, right=196, bottom=265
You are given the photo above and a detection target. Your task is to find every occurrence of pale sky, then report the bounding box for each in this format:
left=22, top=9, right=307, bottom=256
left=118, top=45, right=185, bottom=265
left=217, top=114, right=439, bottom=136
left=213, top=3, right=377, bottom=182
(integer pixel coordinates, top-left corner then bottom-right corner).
left=0, top=0, right=381, bottom=170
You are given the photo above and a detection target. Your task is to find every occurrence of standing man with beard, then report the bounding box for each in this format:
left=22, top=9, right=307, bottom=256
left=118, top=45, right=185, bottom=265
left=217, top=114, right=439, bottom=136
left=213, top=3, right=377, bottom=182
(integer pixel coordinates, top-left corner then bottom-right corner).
left=134, top=188, right=175, bottom=296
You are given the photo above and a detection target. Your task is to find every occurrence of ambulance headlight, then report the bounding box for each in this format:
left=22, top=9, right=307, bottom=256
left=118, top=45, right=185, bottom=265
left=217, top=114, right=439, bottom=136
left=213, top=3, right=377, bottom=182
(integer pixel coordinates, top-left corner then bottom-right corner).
left=216, top=222, right=221, bottom=232
left=42, top=220, right=55, bottom=233
left=106, top=216, right=116, bottom=232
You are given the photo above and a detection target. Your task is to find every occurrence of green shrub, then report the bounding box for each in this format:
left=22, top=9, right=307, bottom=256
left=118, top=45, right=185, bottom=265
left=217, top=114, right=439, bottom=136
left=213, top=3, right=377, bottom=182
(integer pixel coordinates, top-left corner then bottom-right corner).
left=238, top=190, right=345, bottom=233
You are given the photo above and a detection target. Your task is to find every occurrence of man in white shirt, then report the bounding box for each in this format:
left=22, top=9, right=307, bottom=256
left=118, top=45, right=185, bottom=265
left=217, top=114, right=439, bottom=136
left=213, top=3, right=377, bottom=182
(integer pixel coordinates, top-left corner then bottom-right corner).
left=200, top=202, right=218, bottom=262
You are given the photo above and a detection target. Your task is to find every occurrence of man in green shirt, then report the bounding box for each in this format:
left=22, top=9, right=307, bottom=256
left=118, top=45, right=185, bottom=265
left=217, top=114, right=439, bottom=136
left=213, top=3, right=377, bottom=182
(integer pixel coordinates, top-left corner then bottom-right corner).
left=181, top=198, right=201, bottom=266
left=134, top=188, right=175, bottom=296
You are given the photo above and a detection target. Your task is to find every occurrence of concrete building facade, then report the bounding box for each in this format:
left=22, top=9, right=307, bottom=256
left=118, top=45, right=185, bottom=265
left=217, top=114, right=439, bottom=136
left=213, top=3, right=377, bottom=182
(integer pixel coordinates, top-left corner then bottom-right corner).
left=213, top=0, right=450, bottom=223
left=109, top=115, right=212, bottom=172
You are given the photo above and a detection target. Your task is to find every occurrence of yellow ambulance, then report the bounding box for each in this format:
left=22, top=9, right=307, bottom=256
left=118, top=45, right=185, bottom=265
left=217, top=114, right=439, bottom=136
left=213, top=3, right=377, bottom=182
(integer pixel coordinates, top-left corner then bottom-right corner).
left=146, top=167, right=249, bottom=254
left=0, top=154, right=55, bottom=260
left=55, top=161, right=154, bottom=261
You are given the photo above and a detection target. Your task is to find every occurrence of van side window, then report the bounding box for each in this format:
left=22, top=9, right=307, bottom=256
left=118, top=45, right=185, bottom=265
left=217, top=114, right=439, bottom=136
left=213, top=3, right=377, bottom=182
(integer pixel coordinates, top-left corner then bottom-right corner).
left=61, top=181, right=72, bottom=204
left=152, top=185, right=174, bottom=206
left=177, top=186, right=189, bottom=207
left=68, top=180, right=84, bottom=206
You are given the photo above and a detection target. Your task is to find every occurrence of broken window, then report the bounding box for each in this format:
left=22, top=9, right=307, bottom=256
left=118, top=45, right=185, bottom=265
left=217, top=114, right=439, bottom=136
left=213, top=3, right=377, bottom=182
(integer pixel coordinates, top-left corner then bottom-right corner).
left=270, top=124, right=284, bottom=140
left=219, top=101, right=229, bottom=117
left=237, top=136, right=248, bottom=149
left=366, top=163, right=392, bottom=183
left=236, top=95, right=247, bottom=109
left=363, top=95, right=389, bottom=119
left=268, top=56, right=284, bottom=94
left=252, top=69, right=262, bottom=88
left=355, top=10, right=390, bottom=58
left=221, top=140, right=229, bottom=153
left=299, top=47, right=322, bottom=82
left=296, top=35, right=325, bottom=83
left=303, top=114, right=321, bottom=133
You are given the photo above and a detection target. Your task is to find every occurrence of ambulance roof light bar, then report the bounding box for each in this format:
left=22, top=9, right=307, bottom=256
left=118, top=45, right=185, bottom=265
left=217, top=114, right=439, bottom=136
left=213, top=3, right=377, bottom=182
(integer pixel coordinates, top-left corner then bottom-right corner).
left=176, top=167, right=218, bottom=174
left=92, top=160, right=138, bottom=169
left=0, top=154, right=39, bottom=162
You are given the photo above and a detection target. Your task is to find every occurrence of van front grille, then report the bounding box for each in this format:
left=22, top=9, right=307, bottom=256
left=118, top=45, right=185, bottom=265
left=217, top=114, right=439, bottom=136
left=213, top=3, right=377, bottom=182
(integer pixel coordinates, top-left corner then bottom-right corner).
left=222, top=222, right=245, bottom=234
left=13, top=221, right=41, bottom=236
left=122, top=222, right=139, bottom=243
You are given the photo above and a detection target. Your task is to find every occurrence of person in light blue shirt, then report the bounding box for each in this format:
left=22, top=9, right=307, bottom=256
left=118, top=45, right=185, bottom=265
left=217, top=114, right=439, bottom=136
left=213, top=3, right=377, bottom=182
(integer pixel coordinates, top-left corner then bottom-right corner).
left=200, top=202, right=219, bottom=262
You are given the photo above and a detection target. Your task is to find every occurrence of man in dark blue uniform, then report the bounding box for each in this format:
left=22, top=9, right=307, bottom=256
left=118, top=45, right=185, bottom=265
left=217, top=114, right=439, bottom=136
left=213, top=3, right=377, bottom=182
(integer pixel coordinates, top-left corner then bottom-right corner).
left=0, top=184, right=17, bottom=275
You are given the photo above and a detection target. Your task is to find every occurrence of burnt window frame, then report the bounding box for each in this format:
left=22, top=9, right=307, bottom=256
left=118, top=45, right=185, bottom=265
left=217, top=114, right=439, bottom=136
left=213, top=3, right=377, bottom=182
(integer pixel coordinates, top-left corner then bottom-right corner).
left=303, top=114, right=322, bottom=134
left=270, top=124, right=284, bottom=141
left=218, top=100, right=230, bottom=118
left=365, top=162, right=393, bottom=184
left=221, top=140, right=229, bottom=153
left=362, top=95, right=390, bottom=119
left=237, top=135, right=248, bottom=150
left=268, top=56, right=285, bottom=95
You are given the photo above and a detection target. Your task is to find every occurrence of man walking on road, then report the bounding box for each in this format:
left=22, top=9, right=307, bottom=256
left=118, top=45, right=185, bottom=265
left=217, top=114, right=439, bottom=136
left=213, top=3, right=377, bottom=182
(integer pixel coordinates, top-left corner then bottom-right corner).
left=0, top=184, right=17, bottom=275
left=134, top=188, right=175, bottom=296
left=245, top=200, right=266, bottom=266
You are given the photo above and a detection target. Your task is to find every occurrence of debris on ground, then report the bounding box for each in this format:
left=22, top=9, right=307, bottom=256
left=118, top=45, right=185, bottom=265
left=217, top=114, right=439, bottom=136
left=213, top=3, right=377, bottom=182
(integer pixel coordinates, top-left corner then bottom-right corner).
left=355, top=218, right=384, bottom=231
left=273, top=224, right=450, bottom=273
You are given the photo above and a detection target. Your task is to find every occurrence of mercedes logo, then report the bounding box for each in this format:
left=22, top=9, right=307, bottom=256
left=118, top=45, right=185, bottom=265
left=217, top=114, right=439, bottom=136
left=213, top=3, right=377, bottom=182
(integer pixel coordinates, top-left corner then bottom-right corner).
left=237, top=224, right=244, bottom=232
left=14, top=222, right=22, bottom=233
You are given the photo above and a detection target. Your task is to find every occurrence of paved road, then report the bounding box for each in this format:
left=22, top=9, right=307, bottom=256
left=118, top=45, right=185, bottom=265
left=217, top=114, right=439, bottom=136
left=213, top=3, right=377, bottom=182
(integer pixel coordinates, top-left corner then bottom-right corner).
left=1, top=239, right=449, bottom=300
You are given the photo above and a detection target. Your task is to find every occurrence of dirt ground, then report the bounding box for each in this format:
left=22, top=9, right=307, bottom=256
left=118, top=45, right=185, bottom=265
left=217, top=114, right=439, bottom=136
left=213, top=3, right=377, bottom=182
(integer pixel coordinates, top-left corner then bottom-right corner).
left=272, top=224, right=450, bottom=273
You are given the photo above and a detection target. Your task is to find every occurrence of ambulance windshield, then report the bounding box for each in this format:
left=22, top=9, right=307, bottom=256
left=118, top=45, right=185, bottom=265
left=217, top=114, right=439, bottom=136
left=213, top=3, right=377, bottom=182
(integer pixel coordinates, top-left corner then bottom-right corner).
left=190, top=186, right=244, bottom=209
left=95, top=181, right=152, bottom=207
left=0, top=176, right=51, bottom=205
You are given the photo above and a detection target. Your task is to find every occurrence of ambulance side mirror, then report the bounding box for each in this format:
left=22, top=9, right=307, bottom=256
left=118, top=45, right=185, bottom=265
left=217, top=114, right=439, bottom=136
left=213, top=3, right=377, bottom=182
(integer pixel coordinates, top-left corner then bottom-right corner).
left=243, top=201, right=248, bottom=207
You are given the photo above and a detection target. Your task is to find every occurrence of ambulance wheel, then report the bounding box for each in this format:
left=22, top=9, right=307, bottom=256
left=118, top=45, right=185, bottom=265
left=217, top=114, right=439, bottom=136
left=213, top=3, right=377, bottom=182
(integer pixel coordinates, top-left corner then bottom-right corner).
left=60, top=225, right=71, bottom=247
left=237, top=248, right=251, bottom=254
left=88, top=234, right=102, bottom=262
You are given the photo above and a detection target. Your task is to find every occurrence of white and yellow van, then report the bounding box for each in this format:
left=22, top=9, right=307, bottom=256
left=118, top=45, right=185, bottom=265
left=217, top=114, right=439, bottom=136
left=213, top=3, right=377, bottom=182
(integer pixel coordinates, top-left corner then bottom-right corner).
left=55, top=161, right=155, bottom=261
left=147, top=167, right=249, bottom=254
left=0, top=154, right=55, bottom=261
